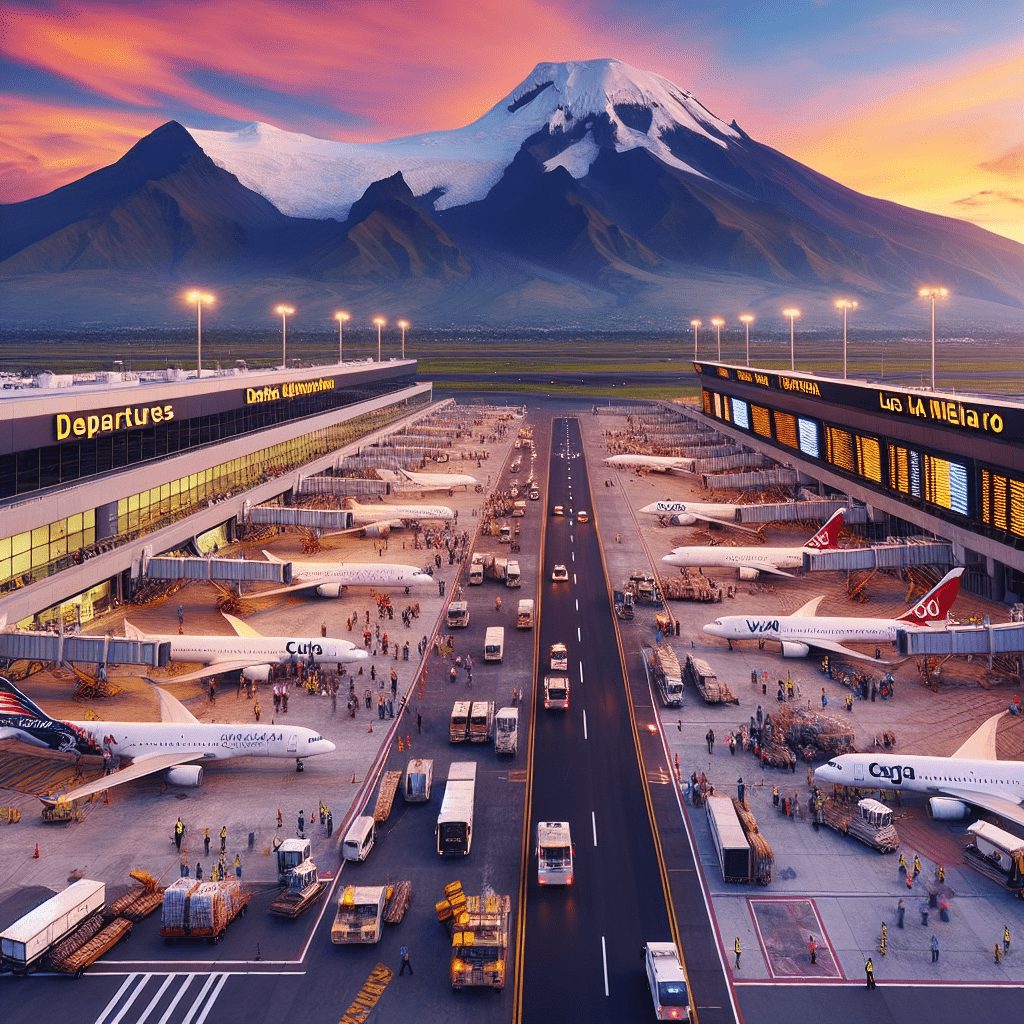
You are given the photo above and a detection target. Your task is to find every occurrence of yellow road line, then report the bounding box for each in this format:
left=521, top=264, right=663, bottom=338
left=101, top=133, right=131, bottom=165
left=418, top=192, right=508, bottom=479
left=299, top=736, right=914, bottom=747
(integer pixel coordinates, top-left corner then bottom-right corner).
left=338, top=962, right=393, bottom=1024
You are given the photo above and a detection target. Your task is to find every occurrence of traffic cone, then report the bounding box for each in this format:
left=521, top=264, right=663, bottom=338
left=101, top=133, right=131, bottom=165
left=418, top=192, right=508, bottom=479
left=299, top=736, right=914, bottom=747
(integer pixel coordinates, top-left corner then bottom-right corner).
left=398, top=738, right=404, bottom=753
left=368, top=723, right=373, bottom=733
left=406, top=735, right=412, bottom=749
left=33, top=843, right=39, bottom=858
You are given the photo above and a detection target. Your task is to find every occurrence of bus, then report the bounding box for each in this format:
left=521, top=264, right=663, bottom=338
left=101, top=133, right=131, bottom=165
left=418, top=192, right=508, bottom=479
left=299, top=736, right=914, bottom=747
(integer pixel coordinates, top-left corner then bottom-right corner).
left=437, top=761, right=477, bottom=857
left=484, top=626, right=505, bottom=662
left=537, top=821, right=574, bottom=885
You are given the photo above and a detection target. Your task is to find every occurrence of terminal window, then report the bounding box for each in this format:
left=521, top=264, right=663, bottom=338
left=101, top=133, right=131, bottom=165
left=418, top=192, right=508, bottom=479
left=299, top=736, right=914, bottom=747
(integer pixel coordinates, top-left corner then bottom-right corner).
left=981, top=469, right=1024, bottom=538
left=731, top=398, right=750, bottom=430
left=888, top=445, right=911, bottom=494
left=773, top=410, right=798, bottom=447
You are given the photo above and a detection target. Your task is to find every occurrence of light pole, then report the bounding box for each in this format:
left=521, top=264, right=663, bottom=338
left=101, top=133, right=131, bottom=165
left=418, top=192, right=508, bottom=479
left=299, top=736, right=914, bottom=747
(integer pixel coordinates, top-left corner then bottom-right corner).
left=373, top=317, right=386, bottom=362
left=690, top=319, right=701, bottom=361
left=187, top=291, right=213, bottom=377
left=918, top=287, right=947, bottom=390
left=738, top=315, right=753, bottom=367
left=711, top=318, right=724, bottom=361
left=397, top=319, right=409, bottom=359
left=783, top=309, right=800, bottom=371
left=276, top=305, right=294, bottom=368
left=334, top=312, right=349, bottom=364
left=836, top=299, right=857, bottom=379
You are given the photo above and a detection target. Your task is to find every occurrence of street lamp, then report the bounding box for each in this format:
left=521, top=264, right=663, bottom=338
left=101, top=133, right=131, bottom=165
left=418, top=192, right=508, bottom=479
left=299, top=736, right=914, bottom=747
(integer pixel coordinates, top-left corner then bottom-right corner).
left=918, top=287, right=947, bottom=390
left=397, top=319, right=409, bottom=359
left=334, top=312, right=349, bottom=364
left=187, top=291, right=213, bottom=377
left=783, top=309, right=800, bottom=371
left=711, top=318, right=724, bottom=361
left=276, top=305, right=294, bottom=368
left=835, top=300, right=857, bottom=379
left=739, top=314, right=753, bottom=367
left=690, top=319, right=701, bottom=361
left=373, top=317, right=386, bottom=362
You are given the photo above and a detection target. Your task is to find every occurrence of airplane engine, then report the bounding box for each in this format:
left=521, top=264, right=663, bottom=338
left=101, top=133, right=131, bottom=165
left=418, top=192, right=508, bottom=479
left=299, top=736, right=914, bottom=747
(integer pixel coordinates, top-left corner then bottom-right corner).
left=737, top=567, right=760, bottom=582
left=362, top=524, right=390, bottom=539
left=242, top=665, right=271, bottom=683
left=668, top=515, right=698, bottom=526
left=781, top=641, right=810, bottom=658
left=316, top=583, right=344, bottom=598
left=164, top=765, right=203, bottom=788
left=927, top=797, right=971, bottom=820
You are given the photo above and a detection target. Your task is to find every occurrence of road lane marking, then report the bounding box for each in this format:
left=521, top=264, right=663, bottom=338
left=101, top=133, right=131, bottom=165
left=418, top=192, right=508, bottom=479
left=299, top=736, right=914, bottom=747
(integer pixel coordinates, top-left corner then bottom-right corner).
left=179, top=974, right=220, bottom=1024
left=94, top=974, right=137, bottom=1024
left=577, top=626, right=581, bottom=642
left=192, top=975, right=229, bottom=1024
left=109, top=974, right=153, bottom=1024
left=574, top=596, right=578, bottom=609
left=133, top=975, right=175, bottom=1024
left=592, top=811, right=598, bottom=847
left=579, top=664, right=584, bottom=685
left=340, top=962, right=394, bottom=1024
left=583, top=710, right=588, bottom=740
left=601, top=936, right=609, bottom=996
left=155, top=975, right=195, bottom=1024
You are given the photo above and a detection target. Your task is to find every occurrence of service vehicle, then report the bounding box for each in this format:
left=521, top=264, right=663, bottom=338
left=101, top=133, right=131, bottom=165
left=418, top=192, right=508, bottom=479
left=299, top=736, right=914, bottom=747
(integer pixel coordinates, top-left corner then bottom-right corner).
left=436, top=762, right=477, bottom=856
left=437, top=882, right=512, bottom=990
left=494, top=707, right=518, bottom=755
left=403, top=758, right=433, bottom=802
left=446, top=601, right=470, bottom=628
left=543, top=675, right=570, bottom=710
left=342, top=815, right=377, bottom=863
left=529, top=485, right=540, bottom=500
left=645, top=941, right=691, bottom=1020
left=449, top=701, right=471, bottom=743
left=1, top=879, right=105, bottom=975
left=469, top=557, right=484, bottom=585
left=505, top=560, right=521, bottom=587
left=269, top=858, right=325, bottom=918
left=275, top=838, right=312, bottom=884
left=331, top=885, right=387, bottom=944
left=705, top=796, right=752, bottom=883
left=552, top=505, right=564, bottom=516
left=516, top=599, right=534, bottom=629
left=161, top=878, right=250, bottom=945
left=551, top=564, right=569, bottom=582
left=499, top=524, right=512, bottom=544
left=643, top=644, right=684, bottom=706
left=512, top=501, right=527, bottom=517
left=965, top=820, right=1024, bottom=888
left=576, top=510, right=589, bottom=523
left=484, top=626, right=505, bottom=662
left=469, top=701, right=494, bottom=744
left=549, top=642, right=568, bottom=671
left=537, top=821, right=575, bottom=885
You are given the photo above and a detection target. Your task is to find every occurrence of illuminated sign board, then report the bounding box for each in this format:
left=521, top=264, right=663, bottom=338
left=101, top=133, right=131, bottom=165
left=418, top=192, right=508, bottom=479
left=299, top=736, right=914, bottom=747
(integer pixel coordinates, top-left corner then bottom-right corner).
left=245, top=377, right=336, bottom=404
left=55, top=403, right=175, bottom=441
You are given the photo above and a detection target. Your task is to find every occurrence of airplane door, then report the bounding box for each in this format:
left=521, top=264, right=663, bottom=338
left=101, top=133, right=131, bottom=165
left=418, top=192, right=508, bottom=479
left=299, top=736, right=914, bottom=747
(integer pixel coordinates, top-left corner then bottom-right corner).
left=854, top=763, right=865, bottom=781
left=288, top=733, right=298, bottom=753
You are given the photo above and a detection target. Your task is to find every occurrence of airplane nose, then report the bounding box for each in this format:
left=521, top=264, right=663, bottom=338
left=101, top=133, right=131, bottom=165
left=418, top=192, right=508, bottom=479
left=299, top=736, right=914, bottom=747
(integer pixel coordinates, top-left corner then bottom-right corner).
left=702, top=622, right=723, bottom=637
left=322, top=740, right=336, bottom=754
left=414, top=574, right=433, bottom=586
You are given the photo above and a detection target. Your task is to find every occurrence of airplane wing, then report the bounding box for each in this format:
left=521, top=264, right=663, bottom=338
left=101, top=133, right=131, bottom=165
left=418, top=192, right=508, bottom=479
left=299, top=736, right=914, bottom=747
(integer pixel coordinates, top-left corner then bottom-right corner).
left=144, top=660, right=268, bottom=685
left=793, top=596, right=826, bottom=617
left=803, top=638, right=901, bottom=664
left=938, top=788, right=1024, bottom=829
left=156, top=686, right=200, bottom=725
left=241, top=580, right=320, bottom=600
left=751, top=564, right=798, bottom=579
left=951, top=711, right=1005, bottom=760
left=40, top=751, right=202, bottom=806
left=680, top=510, right=764, bottom=537
left=222, top=613, right=264, bottom=638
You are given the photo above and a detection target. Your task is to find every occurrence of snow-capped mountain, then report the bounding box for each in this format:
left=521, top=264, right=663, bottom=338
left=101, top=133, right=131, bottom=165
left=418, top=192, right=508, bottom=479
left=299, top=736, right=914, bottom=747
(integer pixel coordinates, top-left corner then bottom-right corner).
left=189, top=59, right=740, bottom=220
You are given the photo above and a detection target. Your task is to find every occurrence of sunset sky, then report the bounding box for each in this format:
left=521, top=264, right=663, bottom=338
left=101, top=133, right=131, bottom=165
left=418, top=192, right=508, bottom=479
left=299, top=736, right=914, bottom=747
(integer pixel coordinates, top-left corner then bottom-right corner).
left=1, top=0, right=1021, bottom=242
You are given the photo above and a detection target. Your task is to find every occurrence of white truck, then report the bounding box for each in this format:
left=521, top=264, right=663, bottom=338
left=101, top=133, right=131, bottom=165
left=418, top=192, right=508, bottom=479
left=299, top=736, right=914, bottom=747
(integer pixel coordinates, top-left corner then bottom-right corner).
left=275, top=838, right=311, bottom=884
left=404, top=758, right=433, bottom=802
left=469, top=701, right=495, bottom=744
left=446, top=601, right=470, bottom=628
left=1, top=879, right=105, bottom=976
left=331, top=885, right=387, bottom=944
left=516, top=600, right=534, bottom=630
left=543, top=675, right=570, bottom=710
left=505, top=560, right=521, bottom=587
left=494, top=707, right=519, bottom=755
left=469, top=556, right=484, bottom=585
left=484, top=626, right=505, bottom=662
left=537, top=821, right=575, bottom=885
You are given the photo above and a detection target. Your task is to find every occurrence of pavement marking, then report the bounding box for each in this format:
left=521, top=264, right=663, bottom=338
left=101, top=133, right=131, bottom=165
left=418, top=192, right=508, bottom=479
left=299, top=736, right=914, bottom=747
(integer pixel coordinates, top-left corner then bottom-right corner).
left=583, top=709, right=588, bottom=740
left=108, top=973, right=153, bottom=1024
left=179, top=974, right=221, bottom=1024
left=155, top=975, right=195, bottom=1024
left=94, top=974, right=138, bottom=1024
left=579, top=663, right=584, bottom=684
left=577, top=626, right=581, bottom=642
left=191, top=975, right=228, bottom=1024
left=574, top=596, right=579, bottom=609
left=133, top=975, right=175, bottom=1024
left=339, top=962, right=394, bottom=1024
left=592, top=811, right=598, bottom=847
left=601, top=935, right=609, bottom=996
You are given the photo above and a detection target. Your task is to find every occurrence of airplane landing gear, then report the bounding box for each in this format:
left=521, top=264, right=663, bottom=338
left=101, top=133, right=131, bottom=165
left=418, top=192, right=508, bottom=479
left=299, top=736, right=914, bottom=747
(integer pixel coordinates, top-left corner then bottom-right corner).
left=296, top=758, right=305, bottom=773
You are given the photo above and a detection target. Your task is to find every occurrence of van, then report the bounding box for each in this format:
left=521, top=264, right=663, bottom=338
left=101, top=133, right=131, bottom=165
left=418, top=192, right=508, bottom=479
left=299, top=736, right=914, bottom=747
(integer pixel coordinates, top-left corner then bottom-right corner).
left=342, top=815, right=376, bottom=862
left=516, top=600, right=534, bottom=630
left=403, top=758, right=433, bottom=803
left=446, top=601, right=470, bottom=628
left=537, top=821, right=574, bottom=885
left=529, top=485, right=540, bottom=500
left=499, top=524, right=512, bottom=544
left=512, top=501, right=527, bottom=517
left=469, top=701, right=494, bottom=743
left=494, top=707, right=518, bottom=755
left=484, top=626, right=505, bottom=662
left=544, top=675, right=570, bottom=710
left=449, top=701, right=471, bottom=743
left=505, top=560, right=521, bottom=588
left=469, top=557, right=484, bottom=585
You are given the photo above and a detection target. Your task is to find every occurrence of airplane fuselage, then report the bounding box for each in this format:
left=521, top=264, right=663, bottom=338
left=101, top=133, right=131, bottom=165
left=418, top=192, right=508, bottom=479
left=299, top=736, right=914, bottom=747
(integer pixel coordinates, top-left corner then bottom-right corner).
left=348, top=501, right=453, bottom=524
left=159, top=635, right=364, bottom=667
left=289, top=560, right=434, bottom=589
left=663, top=546, right=807, bottom=571
left=640, top=500, right=740, bottom=525
left=704, top=613, right=910, bottom=646
left=604, top=455, right=694, bottom=473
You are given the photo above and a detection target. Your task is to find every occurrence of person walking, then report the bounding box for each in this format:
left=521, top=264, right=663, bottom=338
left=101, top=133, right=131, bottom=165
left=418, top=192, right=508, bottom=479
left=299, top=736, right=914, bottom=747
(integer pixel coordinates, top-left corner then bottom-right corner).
left=733, top=937, right=741, bottom=969
left=204, top=828, right=211, bottom=856
left=737, top=778, right=745, bottom=804
left=298, top=809, right=305, bottom=837
left=234, top=854, right=242, bottom=878
left=994, top=943, right=1003, bottom=964
left=399, top=944, right=413, bottom=975
left=195, top=861, right=203, bottom=881
left=865, top=957, right=876, bottom=988
left=897, top=898, right=905, bottom=928
left=772, top=784, right=779, bottom=807
left=174, top=817, right=185, bottom=851
left=808, top=936, right=816, bottom=965
left=1004, top=925, right=1011, bottom=953
left=220, top=825, right=227, bottom=854
left=706, top=729, right=715, bottom=755
left=254, top=698, right=261, bottom=721
left=417, top=712, right=422, bottom=734
left=931, top=935, right=939, bottom=963
left=913, top=854, right=922, bottom=879
left=821, top=687, right=828, bottom=708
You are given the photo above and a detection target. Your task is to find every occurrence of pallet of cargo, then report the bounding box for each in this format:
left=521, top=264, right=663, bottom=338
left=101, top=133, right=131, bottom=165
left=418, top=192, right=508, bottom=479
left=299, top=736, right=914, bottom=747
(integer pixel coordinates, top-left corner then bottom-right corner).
left=51, top=917, right=132, bottom=978
left=373, top=770, right=403, bottom=824
left=160, top=879, right=251, bottom=945
left=383, top=880, right=412, bottom=924
left=819, top=797, right=899, bottom=853
left=685, top=653, right=738, bottom=704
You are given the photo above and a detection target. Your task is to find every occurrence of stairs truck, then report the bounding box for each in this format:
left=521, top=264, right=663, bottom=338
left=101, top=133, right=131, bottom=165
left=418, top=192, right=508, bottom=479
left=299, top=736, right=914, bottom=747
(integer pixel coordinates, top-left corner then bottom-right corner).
left=435, top=882, right=511, bottom=990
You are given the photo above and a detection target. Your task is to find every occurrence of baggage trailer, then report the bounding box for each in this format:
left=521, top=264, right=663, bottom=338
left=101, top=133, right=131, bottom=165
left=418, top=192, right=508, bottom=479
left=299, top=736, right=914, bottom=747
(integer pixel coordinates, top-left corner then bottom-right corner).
left=50, top=917, right=132, bottom=978
left=373, top=770, right=403, bottom=823
left=269, top=860, right=326, bottom=918
left=435, top=882, right=511, bottom=990
left=160, top=879, right=250, bottom=945
left=1, top=879, right=105, bottom=976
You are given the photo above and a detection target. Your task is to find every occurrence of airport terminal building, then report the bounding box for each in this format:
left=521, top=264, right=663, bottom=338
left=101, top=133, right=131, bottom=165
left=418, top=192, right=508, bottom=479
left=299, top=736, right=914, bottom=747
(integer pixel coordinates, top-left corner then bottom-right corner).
left=0, top=360, right=431, bottom=630
left=692, top=362, right=1024, bottom=602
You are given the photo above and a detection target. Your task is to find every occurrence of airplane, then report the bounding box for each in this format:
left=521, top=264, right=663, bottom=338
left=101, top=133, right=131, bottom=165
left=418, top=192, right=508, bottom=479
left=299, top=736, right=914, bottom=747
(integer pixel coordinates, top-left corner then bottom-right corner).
left=253, top=550, right=435, bottom=598
left=639, top=499, right=763, bottom=537
left=702, top=567, right=964, bottom=660
left=603, top=454, right=695, bottom=474
left=124, top=612, right=368, bottom=685
left=0, top=677, right=335, bottom=807
left=814, top=710, right=1024, bottom=828
left=376, top=467, right=477, bottom=490
left=662, top=508, right=845, bottom=580
left=329, top=498, right=455, bottom=539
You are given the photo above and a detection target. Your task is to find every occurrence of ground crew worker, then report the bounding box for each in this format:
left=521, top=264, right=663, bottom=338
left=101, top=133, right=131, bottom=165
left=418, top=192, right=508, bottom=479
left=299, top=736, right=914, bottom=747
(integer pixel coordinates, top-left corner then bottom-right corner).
left=898, top=852, right=907, bottom=874
left=706, top=729, right=715, bottom=755
left=174, top=817, right=185, bottom=851
left=254, top=698, right=261, bottom=721
left=204, top=828, right=210, bottom=856
left=1004, top=925, right=1011, bottom=953
left=234, top=854, right=242, bottom=878
left=995, top=943, right=1003, bottom=964
left=772, top=784, right=779, bottom=807
left=220, top=825, right=227, bottom=853
left=195, top=862, right=203, bottom=880
left=937, top=864, right=945, bottom=883
left=931, top=935, right=939, bottom=962
left=913, top=854, right=922, bottom=879
left=865, top=957, right=876, bottom=988
left=399, top=944, right=413, bottom=975
left=277, top=807, right=283, bottom=829
left=733, top=937, right=741, bottom=969
left=809, top=936, right=816, bottom=965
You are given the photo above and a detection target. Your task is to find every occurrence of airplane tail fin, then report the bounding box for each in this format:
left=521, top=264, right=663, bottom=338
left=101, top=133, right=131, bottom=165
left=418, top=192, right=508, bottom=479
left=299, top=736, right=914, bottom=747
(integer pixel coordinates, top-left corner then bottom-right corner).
left=123, top=619, right=146, bottom=641
left=262, top=550, right=284, bottom=564
left=0, top=677, right=59, bottom=726
left=897, top=567, right=964, bottom=624
left=803, top=508, right=845, bottom=550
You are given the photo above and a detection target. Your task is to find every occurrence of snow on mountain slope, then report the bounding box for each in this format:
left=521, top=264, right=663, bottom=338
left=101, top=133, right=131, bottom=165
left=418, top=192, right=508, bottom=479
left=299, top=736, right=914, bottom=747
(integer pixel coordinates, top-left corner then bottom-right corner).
left=188, top=59, right=737, bottom=221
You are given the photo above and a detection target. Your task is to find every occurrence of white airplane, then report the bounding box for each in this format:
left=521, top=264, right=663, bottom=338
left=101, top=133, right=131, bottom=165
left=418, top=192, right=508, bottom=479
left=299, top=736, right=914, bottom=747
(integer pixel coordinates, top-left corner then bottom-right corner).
left=815, top=711, right=1024, bottom=827
left=124, top=612, right=367, bottom=684
left=603, top=454, right=695, bottom=474
left=0, top=677, right=336, bottom=808
left=662, top=509, right=845, bottom=580
left=639, top=499, right=763, bottom=537
left=376, top=467, right=477, bottom=490
left=254, top=550, right=434, bottom=598
left=348, top=498, right=454, bottom=525
left=702, top=567, right=964, bottom=660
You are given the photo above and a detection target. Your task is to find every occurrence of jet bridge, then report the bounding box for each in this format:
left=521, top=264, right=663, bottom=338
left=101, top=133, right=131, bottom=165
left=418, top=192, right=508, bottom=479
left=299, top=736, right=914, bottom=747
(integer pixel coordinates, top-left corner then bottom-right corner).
left=142, top=555, right=292, bottom=584
left=897, top=621, right=1024, bottom=664
left=0, top=631, right=170, bottom=667
left=735, top=499, right=866, bottom=525
left=803, top=539, right=953, bottom=573
left=245, top=506, right=355, bottom=531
